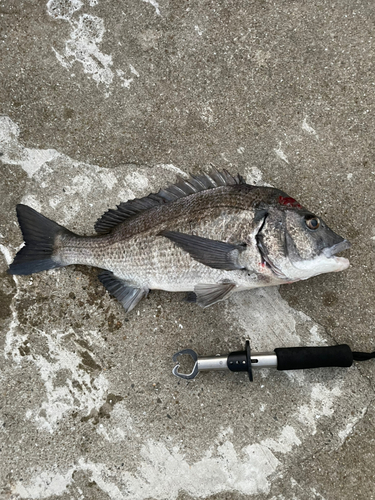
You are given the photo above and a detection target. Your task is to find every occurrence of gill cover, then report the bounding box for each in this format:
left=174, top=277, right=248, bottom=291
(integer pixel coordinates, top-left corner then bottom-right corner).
left=257, top=207, right=350, bottom=281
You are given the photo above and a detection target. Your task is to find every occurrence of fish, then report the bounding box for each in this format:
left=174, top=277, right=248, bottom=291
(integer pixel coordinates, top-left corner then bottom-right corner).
left=8, top=169, right=350, bottom=312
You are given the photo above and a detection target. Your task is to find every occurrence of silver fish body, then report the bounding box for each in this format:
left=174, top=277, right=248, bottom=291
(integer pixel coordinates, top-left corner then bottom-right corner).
left=9, top=170, right=350, bottom=312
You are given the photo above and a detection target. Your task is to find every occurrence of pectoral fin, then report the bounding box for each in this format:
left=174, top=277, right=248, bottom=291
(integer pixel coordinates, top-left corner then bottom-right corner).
left=194, top=282, right=236, bottom=307
left=98, top=271, right=148, bottom=313
left=160, top=231, right=246, bottom=270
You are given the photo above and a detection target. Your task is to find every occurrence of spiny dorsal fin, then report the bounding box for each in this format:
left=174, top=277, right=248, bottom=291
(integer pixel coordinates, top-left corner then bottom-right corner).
left=94, top=169, right=245, bottom=234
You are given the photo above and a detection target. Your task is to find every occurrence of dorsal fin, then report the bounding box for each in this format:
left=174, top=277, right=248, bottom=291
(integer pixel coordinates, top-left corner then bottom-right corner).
left=94, top=169, right=245, bottom=234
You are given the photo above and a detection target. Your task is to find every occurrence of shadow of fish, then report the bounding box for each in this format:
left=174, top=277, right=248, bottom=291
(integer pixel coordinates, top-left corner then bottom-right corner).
left=8, top=170, right=350, bottom=312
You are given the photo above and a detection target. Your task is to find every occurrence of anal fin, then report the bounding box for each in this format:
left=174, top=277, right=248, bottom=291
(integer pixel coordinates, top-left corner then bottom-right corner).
left=98, top=271, right=148, bottom=313
left=194, top=282, right=236, bottom=308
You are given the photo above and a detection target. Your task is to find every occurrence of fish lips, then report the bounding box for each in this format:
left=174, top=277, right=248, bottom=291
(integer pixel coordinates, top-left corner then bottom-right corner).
left=321, top=238, right=351, bottom=272
left=322, top=239, right=351, bottom=258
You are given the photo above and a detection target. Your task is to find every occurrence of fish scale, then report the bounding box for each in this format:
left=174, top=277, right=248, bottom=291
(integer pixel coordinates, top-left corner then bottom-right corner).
left=75, top=208, right=262, bottom=290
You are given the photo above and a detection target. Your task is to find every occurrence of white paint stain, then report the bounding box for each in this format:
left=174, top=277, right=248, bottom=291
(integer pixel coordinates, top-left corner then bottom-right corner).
left=244, top=166, right=266, bottom=186
left=157, top=163, right=188, bottom=178
left=284, top=368, right=306, bottom=385
left=117, top=69, right=134, bottom=89
left=302, top=117, right=318, bottom=137
left=130, top=64, right=140, bottom=77
left=338, top=407, right=366, bottom=443
left=195, top=25, right=203, bottom=36
left=96, top=402, right=133, bottom=442
left=47, top=0, right=82, bottom=21
left=0, top=242, right=13, bottom=267
left=99, top=170, right=118, bottom=190
left=347, top=173, right=353, bottom=180
left=64, top=174, right=94, bottom=196
left=201, top=106, right=214, bottom=124
left=237, top=146, right=245, bottom=154
left=52, top=13, right=114, bottom=88
left=309, top=324, right=327, bottom=345
left=13, top=437, right=280, bottom=499
left=220, top=152, right=230, bottom=163
left=0, top=116, right=59, bottom=177
left=125, top=171, right=150, bottom=191
left=310, top=488, right=327, bottom=500
left=47, top=0, right=140, bottom=93
left=0, top=242, right=28, bottom=365
left=261, top=425, right=301, bottom=454
left=274, top=143, right=289, bottom=164
left=228, top=287, right=301, bottom=350
left=14, top=468, right=74, bottom=499
left=117, top=65, right=140, bottom=89
left=20, top=195, right=42, bottom=212
left=25, top=329, right=109, bottom=433
left=142, top=0, right=161, bottom=16
left=297, top=384, right=342, bottom=435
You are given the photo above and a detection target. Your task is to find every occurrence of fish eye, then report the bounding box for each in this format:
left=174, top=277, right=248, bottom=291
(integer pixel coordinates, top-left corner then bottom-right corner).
left=305, top=217, right=320, bottom=230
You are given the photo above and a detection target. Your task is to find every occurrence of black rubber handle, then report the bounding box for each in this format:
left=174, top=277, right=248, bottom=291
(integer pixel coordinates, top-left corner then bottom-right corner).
left=274, top=344, right=353, bottom=371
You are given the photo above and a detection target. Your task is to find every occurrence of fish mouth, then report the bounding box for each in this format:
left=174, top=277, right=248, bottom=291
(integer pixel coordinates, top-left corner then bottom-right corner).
left=322, top=239, right=351, bottom=258
left=322, top=239, right=351, bottom=272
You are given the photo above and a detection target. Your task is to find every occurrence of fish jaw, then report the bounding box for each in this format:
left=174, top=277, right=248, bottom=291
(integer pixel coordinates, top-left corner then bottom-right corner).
left=285, top=237, right=350, bottom=280
left=278, top=253, right=350, bottom=282
left=331, top=256, right=350, bottom=272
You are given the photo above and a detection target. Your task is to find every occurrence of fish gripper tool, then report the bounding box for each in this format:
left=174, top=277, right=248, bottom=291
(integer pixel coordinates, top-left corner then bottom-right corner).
left=172, top=341, right=375, bottom=381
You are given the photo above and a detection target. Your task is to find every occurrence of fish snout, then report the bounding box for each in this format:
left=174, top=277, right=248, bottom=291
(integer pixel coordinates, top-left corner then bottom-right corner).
left=322, top=239, right=351, bottom=258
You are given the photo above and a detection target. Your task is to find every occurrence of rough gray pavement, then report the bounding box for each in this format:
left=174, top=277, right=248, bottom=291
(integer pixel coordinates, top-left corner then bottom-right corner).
left=1, top=1, right=375, bottom=499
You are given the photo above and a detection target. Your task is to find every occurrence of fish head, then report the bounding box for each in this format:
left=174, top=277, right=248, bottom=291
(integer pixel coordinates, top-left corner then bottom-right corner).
left=256, top=197, right=350, bottom=282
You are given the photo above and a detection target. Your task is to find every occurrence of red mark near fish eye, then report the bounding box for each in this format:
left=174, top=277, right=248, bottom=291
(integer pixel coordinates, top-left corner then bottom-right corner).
left=278, top=196, right=302, bottom=209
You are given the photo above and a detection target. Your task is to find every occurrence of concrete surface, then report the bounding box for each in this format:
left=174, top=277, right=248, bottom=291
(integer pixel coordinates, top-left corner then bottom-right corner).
left=1, top=0, right=375, bottom=499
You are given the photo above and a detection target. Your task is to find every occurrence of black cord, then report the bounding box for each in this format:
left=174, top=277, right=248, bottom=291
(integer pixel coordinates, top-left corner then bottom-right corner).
left=352, top=351, right=375, bottom=362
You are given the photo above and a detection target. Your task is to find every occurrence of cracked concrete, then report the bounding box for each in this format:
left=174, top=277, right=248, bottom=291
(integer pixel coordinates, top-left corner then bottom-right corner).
left=1, top=0, right=375, bottom=499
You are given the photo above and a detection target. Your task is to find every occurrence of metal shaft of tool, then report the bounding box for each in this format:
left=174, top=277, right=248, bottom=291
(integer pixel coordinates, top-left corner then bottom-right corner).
left=197, top=356, right=229, bottom=371
left=197, top=353, right=277, bottom=371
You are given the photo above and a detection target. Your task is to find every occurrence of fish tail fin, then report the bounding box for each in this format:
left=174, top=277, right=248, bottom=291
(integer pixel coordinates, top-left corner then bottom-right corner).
left=8, top=204, right=74, bottom=276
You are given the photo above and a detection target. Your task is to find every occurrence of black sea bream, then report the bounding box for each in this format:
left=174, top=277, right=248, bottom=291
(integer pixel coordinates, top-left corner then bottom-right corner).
left=9, top=170, right=350, bottom=312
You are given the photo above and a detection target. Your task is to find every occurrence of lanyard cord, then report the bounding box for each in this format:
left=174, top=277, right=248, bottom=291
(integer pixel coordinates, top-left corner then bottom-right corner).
left=352, top=351, right=375, bottom=362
